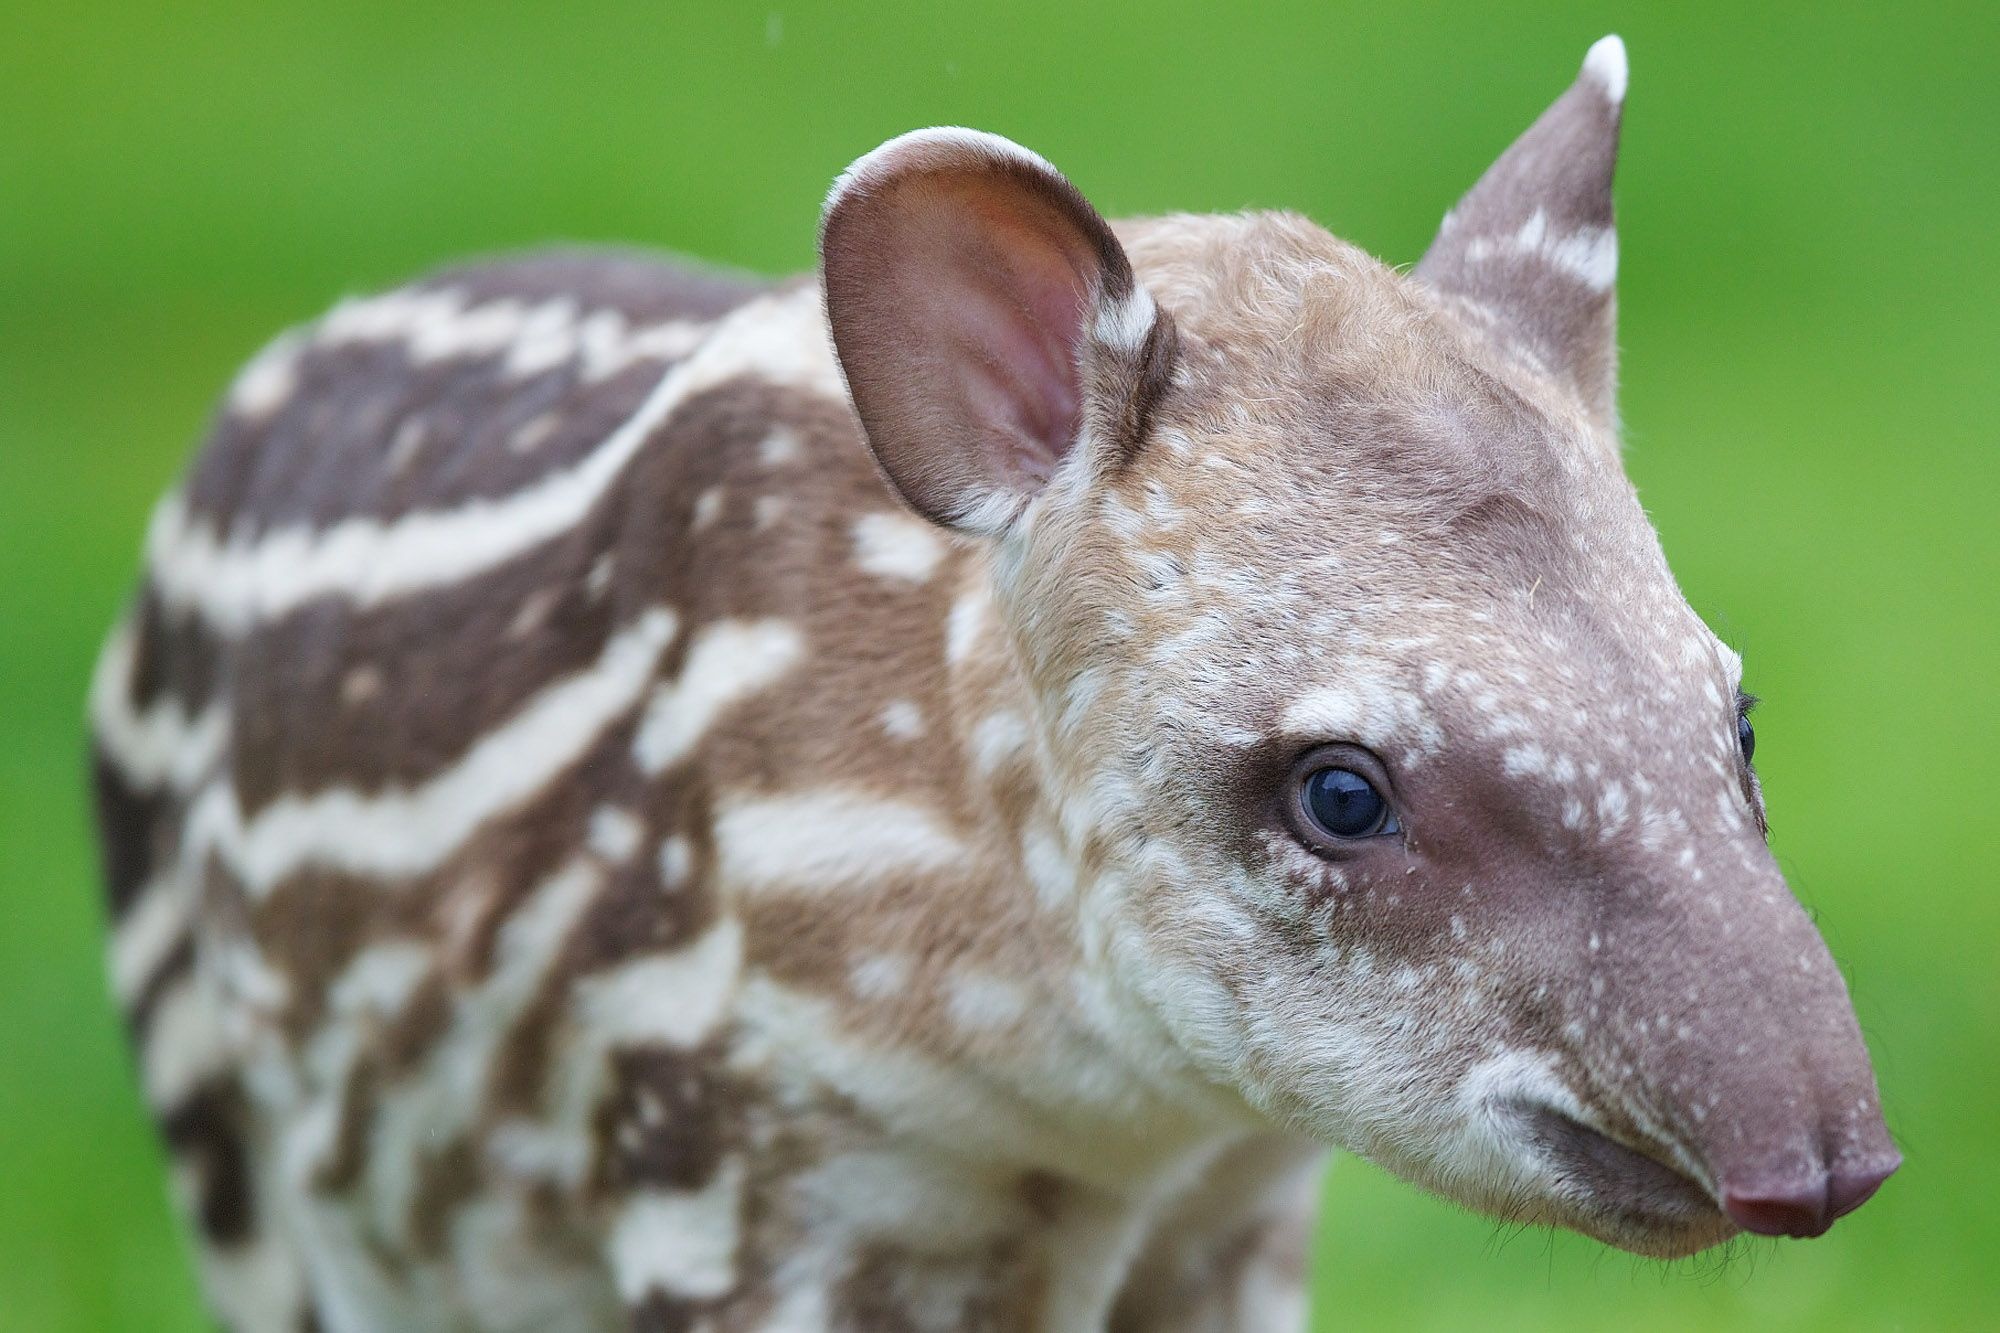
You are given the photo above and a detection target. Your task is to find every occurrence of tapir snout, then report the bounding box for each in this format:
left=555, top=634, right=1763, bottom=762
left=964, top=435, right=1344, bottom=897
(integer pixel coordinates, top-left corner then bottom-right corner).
left=1579, top=842, right=1900, bottom=1243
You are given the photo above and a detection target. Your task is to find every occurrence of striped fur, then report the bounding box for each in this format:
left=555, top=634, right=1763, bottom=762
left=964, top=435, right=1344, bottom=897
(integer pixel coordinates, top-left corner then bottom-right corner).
left=94, top=38, right=1894, bottom=1333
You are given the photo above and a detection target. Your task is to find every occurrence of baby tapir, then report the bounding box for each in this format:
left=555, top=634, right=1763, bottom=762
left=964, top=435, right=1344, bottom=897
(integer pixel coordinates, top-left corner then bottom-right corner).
left=91, top=34, right=1897, bottom=1333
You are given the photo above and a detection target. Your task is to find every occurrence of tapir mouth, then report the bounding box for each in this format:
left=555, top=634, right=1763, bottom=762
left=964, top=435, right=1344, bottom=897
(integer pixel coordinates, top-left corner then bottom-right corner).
left=1504, top=1102, right=1723, bottom=1241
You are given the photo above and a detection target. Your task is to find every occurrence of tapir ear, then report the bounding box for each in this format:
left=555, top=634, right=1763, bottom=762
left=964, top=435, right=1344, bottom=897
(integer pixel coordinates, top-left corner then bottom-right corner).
left=821, top=128, right=1176, bottom=535
left=1416, top=36, right=1628, bottom=427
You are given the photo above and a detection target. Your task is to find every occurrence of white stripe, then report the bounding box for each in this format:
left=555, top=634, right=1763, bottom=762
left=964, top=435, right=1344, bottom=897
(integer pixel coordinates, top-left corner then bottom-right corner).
left=608, top=1157, right=746, bottom=1302
left=109, top=874, right=191, bottom=1007
left=632, top=618, right=806, bottom=774
left=188, top=608, right=677, bottom=897
left=153, top=287, right=842, bottom=635
left=1092, top=286, right=1158, bottom=355
left=312, top=288, right=708, bottom=383
left=88, top=621, right=229, bottom=794
left=943, top=970, right=1030, bottom=1032
left=189, top=1225, right=305, bottom=1333
left=225, top=289, right=712, bottom=420
left=368, top=859, right=602, bottom=1223
left=713, top=790, right=968, bottom=892
left=574, top=917, right=744, bottom=1048
left=143, top=977, right=230, bottom=1110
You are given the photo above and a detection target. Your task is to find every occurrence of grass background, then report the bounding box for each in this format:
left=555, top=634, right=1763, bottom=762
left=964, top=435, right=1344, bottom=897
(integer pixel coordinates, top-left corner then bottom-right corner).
left=3, top=2, right=1994, bottom=1328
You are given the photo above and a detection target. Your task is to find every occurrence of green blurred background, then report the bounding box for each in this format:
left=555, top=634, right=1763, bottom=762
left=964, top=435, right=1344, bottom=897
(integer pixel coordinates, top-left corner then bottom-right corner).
left=3, top=2, right=1994, bottom=1328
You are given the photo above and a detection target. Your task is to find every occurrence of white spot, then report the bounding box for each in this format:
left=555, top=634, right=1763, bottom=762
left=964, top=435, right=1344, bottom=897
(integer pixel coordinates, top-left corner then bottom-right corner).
left=385, top=418, right=428, bottom=473
left=691, top=487, right=725, bottom=531
left=506, top=585, right=562, bottom=640
left=587, top=805, right=643, bottom=864
left=944, top=971, right=1030, bottom=1032
left=849, top=952, right=914, bottom=1000
left=608, top=1156, right=745, bottom=1302
left=970, top=710, right=1031, bottom=775
left=632, top=618, right=806, bottom=773
left=945, top=586, right=991, bottom=664
left=1465, top=209, right=1619, bottom=292
left=340, top=665, right=383, bottom=706
left=758, top=426, right=803, bottom=466
left=507, top=412, right=560, bottom=454
left=585, top=553, right=615, bottom=599
left=851, top=511, right=948, bottom=583
left=878, top=698, right=925, bottom=740
left=1583, top=34, right=1628, bottom=105
left=1596, top=781, right=1630, bottom=830
left=657, top=835, right=693, bottom=890
left=713, top=791, right=967, bottom=892
left=1020, top=822, right=1078, bottom=909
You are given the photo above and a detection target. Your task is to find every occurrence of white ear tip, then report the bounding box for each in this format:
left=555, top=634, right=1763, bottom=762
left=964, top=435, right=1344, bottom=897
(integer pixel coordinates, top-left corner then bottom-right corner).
left=1583, top=34, right=1628, bottom=105
left=824, top=127, right=1061, bottom=223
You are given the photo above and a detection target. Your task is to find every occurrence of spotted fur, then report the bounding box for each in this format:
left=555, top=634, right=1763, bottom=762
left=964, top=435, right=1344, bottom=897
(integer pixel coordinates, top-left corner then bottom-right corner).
left=93, top=37, right=1894, bottom=1333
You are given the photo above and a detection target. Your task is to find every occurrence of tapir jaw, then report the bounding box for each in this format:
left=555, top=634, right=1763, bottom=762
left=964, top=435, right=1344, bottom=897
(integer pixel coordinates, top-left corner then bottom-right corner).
left=1499, top=1101, right=1735, bottom=1257
left=1494, top=1093, right=1903, bottom=1257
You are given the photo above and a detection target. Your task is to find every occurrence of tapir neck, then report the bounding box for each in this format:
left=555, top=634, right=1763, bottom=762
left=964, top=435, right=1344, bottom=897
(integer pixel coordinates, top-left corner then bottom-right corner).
left=724, top=538, right=1249, bottom=1185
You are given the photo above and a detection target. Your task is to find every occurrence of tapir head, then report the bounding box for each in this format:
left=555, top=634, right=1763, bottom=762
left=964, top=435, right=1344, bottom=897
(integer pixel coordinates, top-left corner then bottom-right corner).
left=821, top=36, right=1898, bottom=1256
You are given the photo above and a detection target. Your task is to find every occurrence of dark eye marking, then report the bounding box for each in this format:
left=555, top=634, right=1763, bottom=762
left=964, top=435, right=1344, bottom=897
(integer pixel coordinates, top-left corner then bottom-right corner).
left=1735, top=691, right=1758, bottom=764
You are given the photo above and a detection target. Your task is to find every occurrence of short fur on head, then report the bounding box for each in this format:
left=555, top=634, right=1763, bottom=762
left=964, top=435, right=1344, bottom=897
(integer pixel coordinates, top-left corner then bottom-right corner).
left=822, top=34, right=1897, bottom=1258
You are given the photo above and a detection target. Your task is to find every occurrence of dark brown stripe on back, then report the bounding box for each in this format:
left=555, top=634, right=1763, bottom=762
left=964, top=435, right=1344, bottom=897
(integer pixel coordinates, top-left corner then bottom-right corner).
left=159, top=1076, right=256, bottom=1245
left=222, top=497, right=620, bottom=816
left=92, top=746, right=174, bottom=919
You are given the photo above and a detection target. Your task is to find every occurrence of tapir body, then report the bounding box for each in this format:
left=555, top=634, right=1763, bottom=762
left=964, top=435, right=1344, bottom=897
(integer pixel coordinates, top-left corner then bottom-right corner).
left=91, top=38, right=1896, bottom=1332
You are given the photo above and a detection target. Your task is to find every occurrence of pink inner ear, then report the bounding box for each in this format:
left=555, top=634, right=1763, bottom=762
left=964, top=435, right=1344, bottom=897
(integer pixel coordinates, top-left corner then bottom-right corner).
left=917, top=195, right=1092, bottom=480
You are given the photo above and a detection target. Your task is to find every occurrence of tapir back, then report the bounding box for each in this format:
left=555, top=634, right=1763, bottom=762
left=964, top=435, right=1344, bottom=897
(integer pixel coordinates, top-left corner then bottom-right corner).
left=89, top=249, right=982, bottom=1329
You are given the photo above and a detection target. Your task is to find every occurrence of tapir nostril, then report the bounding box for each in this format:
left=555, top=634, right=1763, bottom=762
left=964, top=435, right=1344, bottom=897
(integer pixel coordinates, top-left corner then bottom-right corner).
left=1826, top=1154, right=1901, bottom=1222
left=1721, top=1178, right=1833, bottom=1238
left=1723, top=1151, right=1900, bottom=1238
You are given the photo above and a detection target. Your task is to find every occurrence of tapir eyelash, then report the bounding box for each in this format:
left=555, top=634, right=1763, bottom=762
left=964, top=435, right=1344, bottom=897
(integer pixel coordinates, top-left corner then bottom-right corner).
left=1735, top=691, right=1759, bottom=715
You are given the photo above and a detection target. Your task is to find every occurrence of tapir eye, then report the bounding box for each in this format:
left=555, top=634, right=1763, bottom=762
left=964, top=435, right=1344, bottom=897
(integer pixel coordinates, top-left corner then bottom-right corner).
left=1300, top=766, right=1400, bottom=841
left=1735, top=691, right=1759, bottom=763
